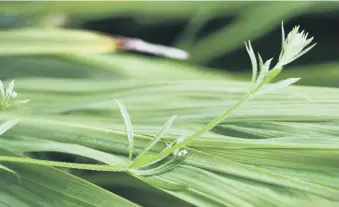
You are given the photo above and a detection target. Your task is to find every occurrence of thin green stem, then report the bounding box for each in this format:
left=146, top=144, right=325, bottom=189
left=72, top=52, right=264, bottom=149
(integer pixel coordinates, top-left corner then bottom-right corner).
left=0, top=156, right=127, bottom=172
left=130, top=86, right=261, bottom=168
left=161, top=89, right=256, bottom=153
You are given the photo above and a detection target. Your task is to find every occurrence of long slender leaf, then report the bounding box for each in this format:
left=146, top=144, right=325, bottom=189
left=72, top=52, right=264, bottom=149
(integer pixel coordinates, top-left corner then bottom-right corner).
left=116, top=100, right=134, bottom=163
left=0, top=164, right=19, bottom=179
left=0, top=149, right=139, bottom=207
left=257, top=78, right=301, bottom=95
left=131, top=115, right=177, bottom=168
left=0, top=119, right=19, bottom=136
left=0, top=29, right=116, bottom=55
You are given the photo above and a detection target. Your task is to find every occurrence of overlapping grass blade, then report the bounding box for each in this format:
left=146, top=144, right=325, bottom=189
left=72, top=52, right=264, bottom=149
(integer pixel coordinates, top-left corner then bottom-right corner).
left=1, top=77, right=339, bottom=206
left=1, top=2, right=339, bottom=206
left=0, top=149, right=139, bottom=207
left=188, top=2, right=316, bottom=63
left=0, top=29, right=116, bottom=55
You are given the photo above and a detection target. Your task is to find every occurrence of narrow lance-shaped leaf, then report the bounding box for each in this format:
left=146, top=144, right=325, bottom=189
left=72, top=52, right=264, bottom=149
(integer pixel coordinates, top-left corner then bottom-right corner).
left=245, top=41, right=257, bottom=82
left=288, top=43, right=317, bottom=64
left=13, top=99, right=31, bottom=106
left=255, top=54, right=273, bottom=86
left=116, top=99, right=134, bottom=163
left=132, top=158, right=184, bottom=176
left=6, top=80, right=15, bottom=96
left=0, top=164, right=20, bottom=181
left=0, top=80, right=4, bottom=98
left=130, top=136, right=187, bottom=170
left=134, top=175, right=187, bottom=191
left=279, top=21, right=286, bottom=60
left=257, top=77, right=301, bottom=95
left=131, top=115, right=177, bottom=168
left=0, top=119, right=20, bottom=136
left=255, top=53, right=265, bottom=85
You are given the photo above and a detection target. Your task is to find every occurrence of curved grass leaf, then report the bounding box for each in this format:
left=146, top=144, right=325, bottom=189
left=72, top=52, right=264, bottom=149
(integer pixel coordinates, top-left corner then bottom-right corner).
left=0, top=164, right=19, bottom=180
left=135, top=175, right=187, bottom=191
left=0, top=155, right=126, bottom=172
left=132, top=158, right=184, bottom=176
left=2, top=78, right=339, bottom=206
left=0, top=119, right=19, bottom=136
left=0, top=2, right=248, bottom=22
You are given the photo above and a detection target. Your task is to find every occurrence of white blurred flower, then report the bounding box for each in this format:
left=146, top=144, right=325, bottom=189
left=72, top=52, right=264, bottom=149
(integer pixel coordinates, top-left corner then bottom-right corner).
left=278, top=23, right=316, bottom=67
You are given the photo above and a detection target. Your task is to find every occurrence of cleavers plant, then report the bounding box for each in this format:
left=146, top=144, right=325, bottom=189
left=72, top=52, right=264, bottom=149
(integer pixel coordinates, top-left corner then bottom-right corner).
left=0, top=22, right=315, bottom=190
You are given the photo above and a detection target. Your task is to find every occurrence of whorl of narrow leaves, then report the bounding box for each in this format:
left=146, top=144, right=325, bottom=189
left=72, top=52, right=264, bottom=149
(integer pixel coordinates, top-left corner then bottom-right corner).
left=0, top=80, right=17, bottom=111
left=246, top=22, right=316, bottom=91
left=0, top=79, right=30, bottom=112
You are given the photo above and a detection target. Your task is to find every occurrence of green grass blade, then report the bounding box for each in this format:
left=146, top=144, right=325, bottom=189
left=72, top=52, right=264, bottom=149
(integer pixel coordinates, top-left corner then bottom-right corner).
left=0, top=29, right=116, bottom=55
left=135, top=175, right=186, bottom=191
left=188, top=2, right=315, bottom=63
left=0, top=155, right=126, bottom=171
left=0, top=149, right=139, bottom=207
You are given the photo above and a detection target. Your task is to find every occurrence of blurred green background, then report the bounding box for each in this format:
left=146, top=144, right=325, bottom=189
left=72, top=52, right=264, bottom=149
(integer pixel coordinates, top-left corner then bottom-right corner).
left=0, top=1, right=339, bottom=87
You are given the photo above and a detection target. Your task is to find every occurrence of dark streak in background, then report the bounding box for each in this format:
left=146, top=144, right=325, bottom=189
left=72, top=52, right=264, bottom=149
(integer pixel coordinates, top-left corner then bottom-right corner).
left=83, top=12, right=339, bottom=72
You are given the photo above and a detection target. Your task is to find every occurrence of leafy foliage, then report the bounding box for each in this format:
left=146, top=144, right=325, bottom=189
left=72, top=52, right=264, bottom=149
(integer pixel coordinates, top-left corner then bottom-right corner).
left=0, top=2, right=339, bottom=207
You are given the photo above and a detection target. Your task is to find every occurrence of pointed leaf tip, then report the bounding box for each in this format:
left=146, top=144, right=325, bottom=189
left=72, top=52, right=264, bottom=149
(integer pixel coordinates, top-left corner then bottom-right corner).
left=257, top=77, right=301, bottom=95
left=116, top=99, right=134, bottom=163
